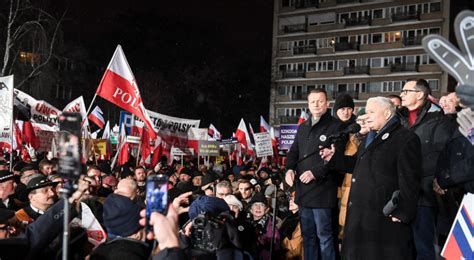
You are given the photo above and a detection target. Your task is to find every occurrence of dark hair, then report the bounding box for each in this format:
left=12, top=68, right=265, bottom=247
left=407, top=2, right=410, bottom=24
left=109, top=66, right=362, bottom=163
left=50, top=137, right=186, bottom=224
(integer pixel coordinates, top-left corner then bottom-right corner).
left=38, top=159, right=52, bottom=170
left=308, top=88, right=328, bottom=100
left=407, top=79, right=431, bottom=99
left=386, top=94, right=402, bottom=103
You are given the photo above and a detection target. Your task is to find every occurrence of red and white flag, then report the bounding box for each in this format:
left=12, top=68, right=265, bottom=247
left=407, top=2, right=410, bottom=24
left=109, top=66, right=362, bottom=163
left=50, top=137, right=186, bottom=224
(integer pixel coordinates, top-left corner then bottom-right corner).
left=260, top=116, right=270, bottom=133
left=298, top=110, right=309, bottom=125
left=95, top=45, right=157, bottom=139
left=88, top=106, right=105, bottom=128
left=208, top=124, right=221, bottom=141
left=235, top=118, right=253, bottom=155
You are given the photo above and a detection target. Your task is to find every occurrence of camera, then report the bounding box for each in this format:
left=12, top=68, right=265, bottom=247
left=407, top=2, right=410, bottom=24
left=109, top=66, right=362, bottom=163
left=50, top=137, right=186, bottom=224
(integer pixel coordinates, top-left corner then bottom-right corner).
left=190, top=214, right=227, bottom=253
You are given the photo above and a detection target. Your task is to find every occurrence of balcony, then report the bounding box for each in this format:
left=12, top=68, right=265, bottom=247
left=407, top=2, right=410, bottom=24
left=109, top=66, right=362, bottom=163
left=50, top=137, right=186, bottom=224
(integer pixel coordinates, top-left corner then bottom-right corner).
left=403, top=35, right=423, bottom=46
left=344, top=16, right=371, bottom=27
left=293, top=45, right=317, bottom=55
left=294, top=0, right=318, bottom=9
left=278, top=70, right=306, bottom=79
left=390, top=63, right=418, bottom=72
left=336, top=0, right=359, bottom=4
left=334, top=42, right=359, bottom=52
left=391, top=11, right=420, bottom=22
left=290, top=92, right=308, bottom=101
left=332, top=91, right=359, bottom=100
left=279, top=116, right=299, bottom=124
left=283, top=24, right=307, bottom=33
left=343, top=65, right=369, bottom=75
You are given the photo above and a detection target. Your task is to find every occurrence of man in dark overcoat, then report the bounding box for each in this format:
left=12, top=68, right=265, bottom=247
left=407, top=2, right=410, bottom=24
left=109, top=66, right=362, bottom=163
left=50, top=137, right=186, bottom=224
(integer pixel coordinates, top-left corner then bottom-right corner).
left=321, top=96, right=422, bottom=260
left=285, top=88, right=343, bottom=260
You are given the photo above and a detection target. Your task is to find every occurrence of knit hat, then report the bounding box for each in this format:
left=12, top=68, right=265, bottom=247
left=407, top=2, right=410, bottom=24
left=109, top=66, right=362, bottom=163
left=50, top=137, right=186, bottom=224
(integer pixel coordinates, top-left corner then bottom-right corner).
left=223, top=195, right=243, bottom=211
left=249, top=192, right=268, bottom=207
left=188, top=195, right=229, bottom=219
left=103, top=194, right=142, bottom=237
left=334, top=93, right=355, bottom=112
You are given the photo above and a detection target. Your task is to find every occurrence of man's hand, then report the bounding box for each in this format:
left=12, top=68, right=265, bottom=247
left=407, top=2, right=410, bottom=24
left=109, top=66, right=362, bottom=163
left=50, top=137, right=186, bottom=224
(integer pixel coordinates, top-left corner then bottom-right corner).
left=433, top=178, right=447, bottom=195
left=299, top=170, right=315, bottom=184
left=140, top=205, right=180, bottom=250
left=319, top=144, right=335, bottom=162
left=25, top=144, right=36, bottom=161
left=172, top=191, right=192, bottom=215
left=285, top=169, right=295, bottom=187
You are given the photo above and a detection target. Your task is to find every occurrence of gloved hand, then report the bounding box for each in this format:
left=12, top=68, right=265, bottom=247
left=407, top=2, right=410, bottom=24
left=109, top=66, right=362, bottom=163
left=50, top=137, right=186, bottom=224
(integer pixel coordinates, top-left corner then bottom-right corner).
left=457, top=107, right=474, bottom=144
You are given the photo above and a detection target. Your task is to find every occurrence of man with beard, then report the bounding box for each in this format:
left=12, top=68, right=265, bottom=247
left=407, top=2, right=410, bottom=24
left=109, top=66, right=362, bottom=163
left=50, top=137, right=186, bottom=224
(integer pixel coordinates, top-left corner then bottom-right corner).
left=15, top=175, right=58, bottom=224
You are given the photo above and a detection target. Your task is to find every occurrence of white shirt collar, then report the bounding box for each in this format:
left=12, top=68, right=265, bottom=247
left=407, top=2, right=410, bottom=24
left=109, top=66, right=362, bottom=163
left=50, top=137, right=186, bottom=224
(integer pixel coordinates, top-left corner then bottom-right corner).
left=30, top=204, right=45, bottom=215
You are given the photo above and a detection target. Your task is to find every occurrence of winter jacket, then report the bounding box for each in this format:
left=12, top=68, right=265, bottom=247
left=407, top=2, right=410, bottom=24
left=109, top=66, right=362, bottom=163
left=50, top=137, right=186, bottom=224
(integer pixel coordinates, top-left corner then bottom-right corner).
left=397, top=101, right=457, bottom=207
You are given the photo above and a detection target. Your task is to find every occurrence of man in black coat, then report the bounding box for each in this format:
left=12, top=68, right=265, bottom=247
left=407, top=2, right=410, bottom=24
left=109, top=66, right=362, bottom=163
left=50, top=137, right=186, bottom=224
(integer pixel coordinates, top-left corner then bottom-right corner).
left=321, top=96, right=422, bottom=260
left=398, top=79, right=457, bottom=260
left=285, top=88, right=343, bottom=260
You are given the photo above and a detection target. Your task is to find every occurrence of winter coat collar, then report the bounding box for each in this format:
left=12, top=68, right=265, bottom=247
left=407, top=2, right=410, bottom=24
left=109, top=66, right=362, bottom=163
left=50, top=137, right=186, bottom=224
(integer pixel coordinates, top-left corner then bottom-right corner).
left=360, top=117, right=400, bottom=156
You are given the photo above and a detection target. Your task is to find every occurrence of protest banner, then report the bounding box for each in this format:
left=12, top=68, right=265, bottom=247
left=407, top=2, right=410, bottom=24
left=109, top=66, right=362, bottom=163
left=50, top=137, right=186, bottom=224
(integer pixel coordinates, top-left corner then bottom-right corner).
left=198, top=140, right=220, bottom=156
left=14, top=89, right=61, bottom=126
left=122, top=110, right=200, bottom=148
left=0, top=76, right=14, bottom=150
left=254, top=132, right=273, bottom=157
left=279, top=124, right=299, bottom=150
left=171, top=146, right=194, bottom=156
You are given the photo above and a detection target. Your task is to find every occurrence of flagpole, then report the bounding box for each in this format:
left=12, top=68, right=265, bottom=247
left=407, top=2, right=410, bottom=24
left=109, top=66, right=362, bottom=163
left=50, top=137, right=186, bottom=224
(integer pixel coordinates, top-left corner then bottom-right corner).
left=85, top=93, right=98, bottom=118
left=9, top=76, right=14, bottom=171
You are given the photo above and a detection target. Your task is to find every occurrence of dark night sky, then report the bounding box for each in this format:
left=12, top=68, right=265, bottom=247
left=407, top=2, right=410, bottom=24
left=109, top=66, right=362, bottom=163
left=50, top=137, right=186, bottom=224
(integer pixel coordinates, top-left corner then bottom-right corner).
left=55, top=0, right=274, bottom=135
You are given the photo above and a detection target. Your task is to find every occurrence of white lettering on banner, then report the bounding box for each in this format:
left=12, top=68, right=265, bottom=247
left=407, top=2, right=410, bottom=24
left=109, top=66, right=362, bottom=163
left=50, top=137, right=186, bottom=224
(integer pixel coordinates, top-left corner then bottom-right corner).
left=281, top=129, right=297, bottom=134
left=112, top=87, right=139, bottom=109
left=131, top=110, right=200, bottom=134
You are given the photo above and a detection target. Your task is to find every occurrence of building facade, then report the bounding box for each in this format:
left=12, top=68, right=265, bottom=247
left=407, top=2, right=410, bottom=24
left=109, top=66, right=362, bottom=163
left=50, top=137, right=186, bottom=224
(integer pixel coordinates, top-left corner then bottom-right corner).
left=269, top=0, right=450, bottom=125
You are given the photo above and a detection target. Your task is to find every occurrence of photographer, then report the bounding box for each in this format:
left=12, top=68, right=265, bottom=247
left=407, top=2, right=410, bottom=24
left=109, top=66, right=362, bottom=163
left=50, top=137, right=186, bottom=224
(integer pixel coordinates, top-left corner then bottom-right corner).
left=179, top=195, right=243, bottom=259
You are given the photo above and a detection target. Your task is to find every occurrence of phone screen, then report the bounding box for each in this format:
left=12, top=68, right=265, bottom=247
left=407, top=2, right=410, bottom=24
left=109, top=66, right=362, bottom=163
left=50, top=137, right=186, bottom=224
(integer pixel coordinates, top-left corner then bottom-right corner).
left=58, top=112, right=82, bottom=181
left=146, top=174, right=168, bottom=230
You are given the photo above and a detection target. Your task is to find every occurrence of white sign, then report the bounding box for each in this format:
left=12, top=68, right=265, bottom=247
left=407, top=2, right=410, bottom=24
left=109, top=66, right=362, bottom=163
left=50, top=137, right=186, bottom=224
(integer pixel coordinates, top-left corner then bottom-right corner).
left=14, top=89, right=61, bottom=126
left=126, top=135, right=141, bottom=144
left=254, top=132, right=273, bottom=157
left=0, top=76, right=14, bottom=149
left=171, top=146, right=194, bottom=156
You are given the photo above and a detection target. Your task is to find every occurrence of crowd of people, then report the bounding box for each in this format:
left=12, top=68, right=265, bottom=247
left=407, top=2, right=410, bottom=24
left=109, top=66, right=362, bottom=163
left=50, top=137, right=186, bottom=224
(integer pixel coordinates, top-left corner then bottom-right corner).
left=0, top=78, right=473, bottom=260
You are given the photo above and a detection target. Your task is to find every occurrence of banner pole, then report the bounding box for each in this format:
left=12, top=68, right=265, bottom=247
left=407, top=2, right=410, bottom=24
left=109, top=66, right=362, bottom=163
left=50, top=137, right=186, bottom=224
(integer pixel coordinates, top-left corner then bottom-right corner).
left=85, top=93, right=98, bottom=117
left=9, top=76, right=14, bottom=172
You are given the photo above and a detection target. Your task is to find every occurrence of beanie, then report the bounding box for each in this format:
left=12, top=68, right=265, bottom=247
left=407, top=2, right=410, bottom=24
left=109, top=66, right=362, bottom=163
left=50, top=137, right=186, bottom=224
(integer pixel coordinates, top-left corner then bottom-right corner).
left=334, top=93, right=355, bottom=112
left=103, top=194, right=142, bottom=237
left=188, top=195, right=229, bottom=219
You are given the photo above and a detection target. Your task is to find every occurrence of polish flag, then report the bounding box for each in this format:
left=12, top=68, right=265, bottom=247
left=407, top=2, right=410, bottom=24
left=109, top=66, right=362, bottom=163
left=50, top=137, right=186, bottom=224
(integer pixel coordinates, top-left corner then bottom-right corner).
left=101, top=121, right=110, bottom=139
left=208, top=124, right=221, bottom=141
left=187, top=128, right=208, bottom=152
left=235, top=118, right=253, bottom=155
left=441, top=193, right=474, bottom=260
left=20, top=121, right=40, bottom=150
left=270, top=126, right=279, bottom=161
left=298, top=110, right=309, bottom=125
left=88, top=106, right=105, bottom=128
left=95, top=45, right=157, bottom=139
left=151, top=138, right=163, bottom=167
left=260, top=116, right=270, bottom=133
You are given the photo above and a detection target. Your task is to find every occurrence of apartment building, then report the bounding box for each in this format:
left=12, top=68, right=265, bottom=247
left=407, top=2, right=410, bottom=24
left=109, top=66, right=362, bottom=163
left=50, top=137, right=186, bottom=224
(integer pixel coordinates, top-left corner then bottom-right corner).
left=269, top=0, right=450, bottom=125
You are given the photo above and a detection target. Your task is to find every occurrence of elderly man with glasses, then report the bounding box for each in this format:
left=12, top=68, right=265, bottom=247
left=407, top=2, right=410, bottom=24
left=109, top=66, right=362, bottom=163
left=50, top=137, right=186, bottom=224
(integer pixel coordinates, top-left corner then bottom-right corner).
left=397, top=79, right=457, bottom=260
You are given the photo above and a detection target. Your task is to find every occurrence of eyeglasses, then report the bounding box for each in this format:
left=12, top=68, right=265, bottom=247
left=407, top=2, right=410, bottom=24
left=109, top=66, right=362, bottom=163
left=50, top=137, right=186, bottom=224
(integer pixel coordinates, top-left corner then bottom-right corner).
left=400, top=89, right=420, bottom=95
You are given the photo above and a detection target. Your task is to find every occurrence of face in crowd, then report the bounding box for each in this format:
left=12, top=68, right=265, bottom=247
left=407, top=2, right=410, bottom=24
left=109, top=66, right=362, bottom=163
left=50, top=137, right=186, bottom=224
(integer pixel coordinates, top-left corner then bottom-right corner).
left=250, top=202, right=267, bottom=221
left=355, top=114, right=370, bottom=135
left=365, top=98, right=394, bottom=132
left=29, top=186, right=55, bottom=211
left=20, top=169, right=38, bottom=185
left=442, top=92, right=459, bottom=114
left=134, top=168, right=146, bottom=183
left=0, top=179, right=16, bottom=201
left=216, top=186, right=231, bottom=199
left=336, top=107, right=354, bottom=122
left=400, top=81, right=424, bottom=110
left=307, top=91, right=329, bottom=118
left=238, top=182, right=253, bottom=200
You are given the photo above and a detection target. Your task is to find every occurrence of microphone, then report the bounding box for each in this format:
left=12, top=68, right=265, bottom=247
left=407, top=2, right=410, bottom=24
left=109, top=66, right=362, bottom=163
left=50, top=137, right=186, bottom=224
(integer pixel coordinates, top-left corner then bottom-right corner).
left=319, top=123, right=361, bottom=148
